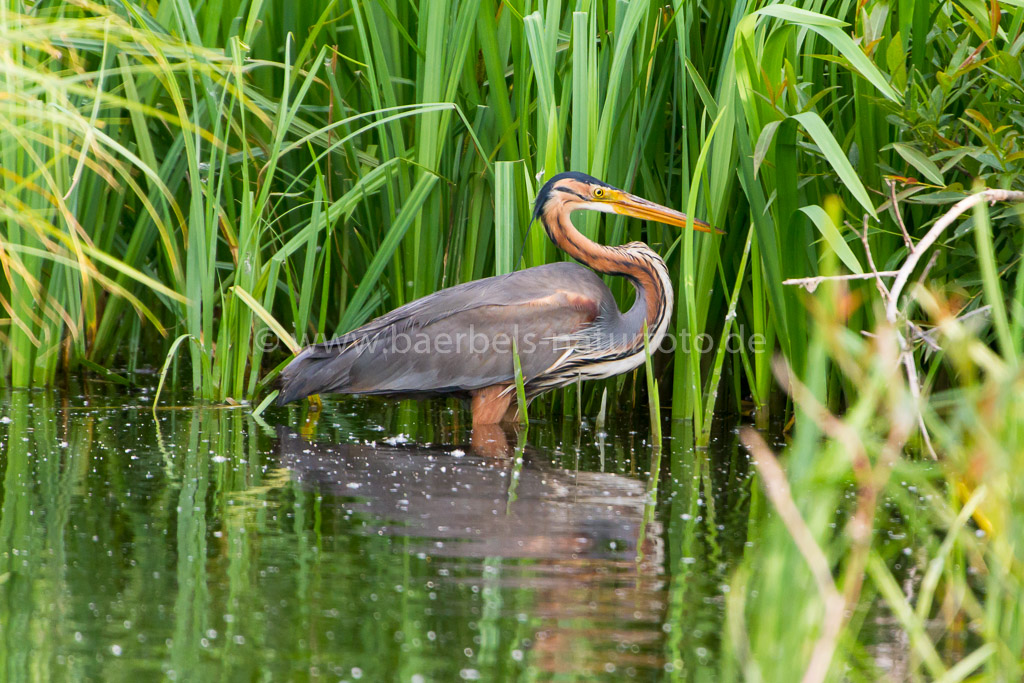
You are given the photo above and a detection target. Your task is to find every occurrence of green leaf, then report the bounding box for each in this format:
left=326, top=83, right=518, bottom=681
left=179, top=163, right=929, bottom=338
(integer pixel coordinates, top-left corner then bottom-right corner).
left=800, top=205, right=864, bottom=274
left=891, top=143, right=946, bottom=185
left=152, top=334, right=196, bottom=415
left=231, top=285, right=301, bottom=355
left=642, top=321, right=662, bottom=443
left=973, top=194, right=1016, bottom=358
left=756, top=5, right=848, bottom=28
left=757, top=8, right=902, bottom=103
left=754, top=120, right=782, bottom=177
left=793, top=112, right=878, bottom=218
left=494, top=161, right=516, bottom=276
left=512, top=338, right=529, bottom=428
left=336, top=173, right=439, bottom=333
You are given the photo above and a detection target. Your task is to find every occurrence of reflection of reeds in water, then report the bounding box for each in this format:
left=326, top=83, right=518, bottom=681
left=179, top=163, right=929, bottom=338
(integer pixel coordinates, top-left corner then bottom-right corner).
left=0, top=387, right=754, bottom=680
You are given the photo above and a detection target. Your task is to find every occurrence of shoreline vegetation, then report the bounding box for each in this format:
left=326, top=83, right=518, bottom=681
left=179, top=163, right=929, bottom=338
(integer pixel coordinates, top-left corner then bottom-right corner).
left=3, top=0, right=1024, bottom=678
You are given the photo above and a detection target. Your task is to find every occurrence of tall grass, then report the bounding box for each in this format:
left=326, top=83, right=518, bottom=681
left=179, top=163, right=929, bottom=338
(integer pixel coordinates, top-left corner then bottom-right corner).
left=7, top=2, right=1024, bottom=679
left=731, top=196, right=1024, bottom=678
left=2, top=0, right=1023, bottom=433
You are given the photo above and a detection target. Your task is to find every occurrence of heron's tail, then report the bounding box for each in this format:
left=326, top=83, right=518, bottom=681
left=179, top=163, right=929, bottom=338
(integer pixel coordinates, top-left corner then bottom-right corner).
left=275, top=344, right=355, bottom=405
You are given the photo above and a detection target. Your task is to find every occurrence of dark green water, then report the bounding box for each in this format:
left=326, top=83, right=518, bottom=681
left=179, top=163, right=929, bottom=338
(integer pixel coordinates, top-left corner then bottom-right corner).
left=0, top=385, right=756, bottom=681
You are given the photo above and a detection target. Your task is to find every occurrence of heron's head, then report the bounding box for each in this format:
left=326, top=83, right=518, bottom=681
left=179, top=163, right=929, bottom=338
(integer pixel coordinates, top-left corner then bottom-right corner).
left=532, top=171, right=718, bottom=234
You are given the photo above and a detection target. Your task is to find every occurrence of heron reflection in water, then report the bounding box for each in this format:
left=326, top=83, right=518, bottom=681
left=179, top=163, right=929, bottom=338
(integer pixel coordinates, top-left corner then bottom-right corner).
left=276, top=172, right=717, bottom=430
left=276, top=426, right=666, bottom=675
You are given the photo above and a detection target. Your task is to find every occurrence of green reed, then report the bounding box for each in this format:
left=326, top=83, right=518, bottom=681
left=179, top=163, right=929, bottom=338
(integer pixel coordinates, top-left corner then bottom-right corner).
left=3, top=2, right=1024, bottom=679
left=1, top=0, right=1023, bottom=448
left=724, top=194, right=1024, bottom=678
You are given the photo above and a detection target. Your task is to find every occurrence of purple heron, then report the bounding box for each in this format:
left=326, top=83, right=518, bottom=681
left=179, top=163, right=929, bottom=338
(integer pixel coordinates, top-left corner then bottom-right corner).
left=276, top=172, right=715, bottom=426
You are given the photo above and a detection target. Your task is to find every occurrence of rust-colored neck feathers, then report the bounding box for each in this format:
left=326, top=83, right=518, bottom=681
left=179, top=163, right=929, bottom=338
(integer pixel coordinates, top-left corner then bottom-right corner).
left=541, top=202, right=667, bottom=329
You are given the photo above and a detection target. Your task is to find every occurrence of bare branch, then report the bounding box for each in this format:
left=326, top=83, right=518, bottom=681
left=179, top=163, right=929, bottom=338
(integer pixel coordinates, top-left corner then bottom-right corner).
left=784, top=271, right=900, bottom=292
left=860, top=214, right=891, bottom=299
left=888, top=178, right=913, bottom=249
left=886, top=189, right=1024, bottom=323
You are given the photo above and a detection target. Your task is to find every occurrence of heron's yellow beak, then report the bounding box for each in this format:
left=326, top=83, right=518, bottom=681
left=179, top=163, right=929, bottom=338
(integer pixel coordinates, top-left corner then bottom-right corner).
left=608, top=191, right=721, bottom=234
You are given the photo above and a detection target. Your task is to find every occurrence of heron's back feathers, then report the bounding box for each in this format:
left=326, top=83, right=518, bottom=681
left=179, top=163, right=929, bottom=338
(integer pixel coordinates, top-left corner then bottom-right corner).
left=276, top=263, right=615, bottom=405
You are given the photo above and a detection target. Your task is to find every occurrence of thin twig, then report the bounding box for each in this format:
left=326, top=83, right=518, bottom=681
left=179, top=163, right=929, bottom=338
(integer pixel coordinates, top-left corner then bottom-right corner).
left=906, top=321, right=942, bottom=352
left=860, top=214, right=891, bottom=299
left=783, top=271, right=900, bottom=292
left=882, top=189, right=1024, bottom=459
left=859, top=324, right=942, bottom=352
left=888, top=178, right=913, bottom=249
left=886, top=189, right=1024, bottom=323
left=840, top=413, right=908, bottom=643
left=902, top=349, right=938, bottom=459
left=916, top=250, right=940, bottom=291
left=772, top=356, right=872, bottom=475
left=741, top=429, right=845, bottom=683
left=910, top=305, right=991, bottom=350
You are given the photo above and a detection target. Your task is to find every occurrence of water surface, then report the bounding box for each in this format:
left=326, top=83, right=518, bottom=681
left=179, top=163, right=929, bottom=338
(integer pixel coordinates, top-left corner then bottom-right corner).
left=0, top=386, right=754, bottom=681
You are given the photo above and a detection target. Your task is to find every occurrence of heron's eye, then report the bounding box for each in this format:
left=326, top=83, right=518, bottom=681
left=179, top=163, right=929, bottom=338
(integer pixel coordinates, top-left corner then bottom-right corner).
left=593, top=187, right=605, bottom=199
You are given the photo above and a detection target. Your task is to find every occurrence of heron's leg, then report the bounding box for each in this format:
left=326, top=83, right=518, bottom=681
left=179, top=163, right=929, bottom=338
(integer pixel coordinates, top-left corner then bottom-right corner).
left=471, top=423, right=511, bottom=457
left=471, top=384, right=513, bottom=426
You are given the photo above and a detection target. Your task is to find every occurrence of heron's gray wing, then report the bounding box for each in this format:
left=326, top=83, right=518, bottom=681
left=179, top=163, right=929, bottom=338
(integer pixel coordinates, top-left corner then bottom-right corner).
left=277, top=263, right=616, bottom=403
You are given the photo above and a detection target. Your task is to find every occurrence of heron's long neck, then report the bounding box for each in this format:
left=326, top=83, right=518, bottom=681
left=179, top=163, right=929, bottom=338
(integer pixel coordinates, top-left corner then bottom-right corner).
left=544, top=209, right=672, bottom=333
